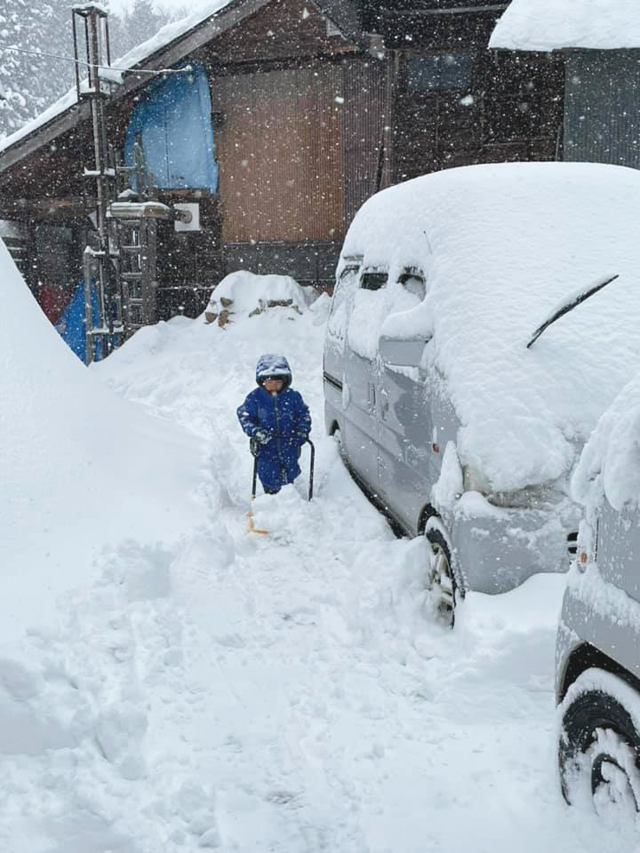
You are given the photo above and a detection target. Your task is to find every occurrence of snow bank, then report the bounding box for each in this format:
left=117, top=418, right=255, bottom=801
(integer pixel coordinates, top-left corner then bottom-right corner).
left=339, top=161, right=640, bottom=492
left=203, top=270, right=312, bottom=325
left=0, top=239, right=205, bottom=640
left=0, top=270, right=626, bottom=852
left=490, top=0, right=640, bottom=51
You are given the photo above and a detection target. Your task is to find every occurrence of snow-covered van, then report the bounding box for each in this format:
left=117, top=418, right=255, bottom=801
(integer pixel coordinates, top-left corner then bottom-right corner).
left=323, top=161, right=640, bottom=620
left=556, top=372, right=640, bottom=814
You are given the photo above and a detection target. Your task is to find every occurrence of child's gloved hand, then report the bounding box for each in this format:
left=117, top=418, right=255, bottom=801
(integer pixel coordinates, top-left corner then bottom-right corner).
left=254, top=428, right=272, bottom=445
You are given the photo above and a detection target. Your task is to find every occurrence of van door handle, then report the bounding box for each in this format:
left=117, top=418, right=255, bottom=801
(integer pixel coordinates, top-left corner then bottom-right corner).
left=367, top=383, right=376, bottom=413
left=380, top=388, right=389, bottom=418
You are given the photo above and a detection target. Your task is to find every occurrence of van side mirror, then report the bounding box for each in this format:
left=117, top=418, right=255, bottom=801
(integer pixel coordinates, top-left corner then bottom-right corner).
left=379, top=336, right=429, bottom=368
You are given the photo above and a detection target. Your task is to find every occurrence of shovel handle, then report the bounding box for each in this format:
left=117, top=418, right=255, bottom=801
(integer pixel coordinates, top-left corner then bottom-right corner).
left=250, top=436, right=315, bottom=500
left=305, top=438, right=315, bottom=501
left=252, top=454, right=258, bottom=499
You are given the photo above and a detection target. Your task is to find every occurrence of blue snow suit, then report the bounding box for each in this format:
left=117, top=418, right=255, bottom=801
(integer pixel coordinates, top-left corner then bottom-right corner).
left=237, top=355, right=312, bottom=494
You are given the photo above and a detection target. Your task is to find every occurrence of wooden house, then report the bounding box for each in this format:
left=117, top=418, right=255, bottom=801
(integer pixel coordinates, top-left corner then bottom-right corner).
left=0, top=0, right=564, bottom=332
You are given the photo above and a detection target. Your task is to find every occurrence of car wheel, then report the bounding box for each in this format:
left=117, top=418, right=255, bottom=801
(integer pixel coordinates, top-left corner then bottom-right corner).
left=425, top=524, right=456, bottom=628
left=559, top=671, right=640, bottom=820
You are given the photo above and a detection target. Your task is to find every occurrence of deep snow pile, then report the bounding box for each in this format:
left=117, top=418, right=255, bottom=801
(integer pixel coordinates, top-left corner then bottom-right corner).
left=0, top=240, right=206, bottom=641
left=339, top=162, right=640, bottom=493
left=490, top=0, right=640, bottom=51
left=0, top=270, right=636, bottom=851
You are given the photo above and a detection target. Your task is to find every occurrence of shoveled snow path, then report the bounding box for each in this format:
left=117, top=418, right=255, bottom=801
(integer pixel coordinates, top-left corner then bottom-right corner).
left=2, top=305, right=627, bottom=851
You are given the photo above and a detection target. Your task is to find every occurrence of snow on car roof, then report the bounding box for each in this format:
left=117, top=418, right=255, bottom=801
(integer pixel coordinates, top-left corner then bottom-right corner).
left=490, top=0, right=640, bottom=51
left=339, top=161, right=640, bottom=493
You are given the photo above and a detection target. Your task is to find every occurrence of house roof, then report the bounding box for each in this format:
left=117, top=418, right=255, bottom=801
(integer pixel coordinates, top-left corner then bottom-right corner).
left=0, top=0, right=359, bottom=172
left=490, top=0, right=640, bottom=52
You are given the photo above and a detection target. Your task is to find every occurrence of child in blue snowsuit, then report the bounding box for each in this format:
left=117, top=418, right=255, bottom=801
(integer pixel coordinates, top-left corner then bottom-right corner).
left=237, top=354, right=312, bottom=495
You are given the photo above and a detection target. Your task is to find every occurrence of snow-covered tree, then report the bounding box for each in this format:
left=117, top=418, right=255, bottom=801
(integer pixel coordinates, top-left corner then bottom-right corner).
left=0, top=0, right=71, bottom=138
left=0, top=0, right=172, bottom=141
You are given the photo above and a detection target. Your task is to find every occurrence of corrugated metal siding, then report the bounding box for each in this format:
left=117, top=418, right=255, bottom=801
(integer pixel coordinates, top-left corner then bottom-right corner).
left=564, top=51, right=640, bottom=169
left=212, top=67, right=345, bottom=243
left=341, top=59, right=393, bottom=224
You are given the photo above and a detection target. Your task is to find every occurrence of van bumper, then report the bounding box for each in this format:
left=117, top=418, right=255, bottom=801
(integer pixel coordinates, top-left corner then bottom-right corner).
left=451, top=495, right=579, bottom=595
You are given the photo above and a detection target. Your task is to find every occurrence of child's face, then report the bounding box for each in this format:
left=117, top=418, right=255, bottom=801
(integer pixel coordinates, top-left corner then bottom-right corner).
left=263, top=377, right=284, bottom=393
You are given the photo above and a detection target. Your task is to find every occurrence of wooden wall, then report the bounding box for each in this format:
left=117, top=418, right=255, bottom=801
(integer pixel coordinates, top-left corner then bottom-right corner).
left=211, top=65, right=345, bottom=244
left=393, top=49, right=563, bottom=182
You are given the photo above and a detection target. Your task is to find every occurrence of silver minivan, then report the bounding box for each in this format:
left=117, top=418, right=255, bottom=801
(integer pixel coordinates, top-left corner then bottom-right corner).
left=323, top=162, right=640, bottom=623
left=556, top=379, right=640, bottom=816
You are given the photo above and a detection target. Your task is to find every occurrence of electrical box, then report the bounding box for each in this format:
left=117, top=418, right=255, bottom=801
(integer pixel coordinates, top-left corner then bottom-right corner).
left=174, top=202, right=201, bottom=232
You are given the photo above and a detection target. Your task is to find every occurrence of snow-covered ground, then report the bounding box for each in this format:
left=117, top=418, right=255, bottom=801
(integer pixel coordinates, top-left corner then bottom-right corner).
left=0, top=263, right=634, bottom=851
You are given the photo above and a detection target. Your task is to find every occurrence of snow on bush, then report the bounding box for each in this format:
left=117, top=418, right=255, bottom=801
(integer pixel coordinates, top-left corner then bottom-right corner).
left=203, top=270, right=313, bottom=326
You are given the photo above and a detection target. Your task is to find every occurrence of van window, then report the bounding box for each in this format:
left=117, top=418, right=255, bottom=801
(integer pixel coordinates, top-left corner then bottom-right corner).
left=330, top=266, right=359, bottom=316
left=399, top=269, right=426, bottom=300
left=328, top=265, right=359, bottom=340
left=360, top=272, right=388, bottom=291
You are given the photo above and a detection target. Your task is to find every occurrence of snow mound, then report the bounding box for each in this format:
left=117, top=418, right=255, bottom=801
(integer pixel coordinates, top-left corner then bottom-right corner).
left=203, top=270, right=312, bottom=326
left=0, top=238, right=205, bottom=641
left=340, top=161, right=640, bottom=492
left=490, top=0, right=640, bottom=51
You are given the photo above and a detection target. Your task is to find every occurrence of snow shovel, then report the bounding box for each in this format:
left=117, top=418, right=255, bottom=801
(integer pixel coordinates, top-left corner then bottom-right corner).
left=246, top=437, right=316, bottom=535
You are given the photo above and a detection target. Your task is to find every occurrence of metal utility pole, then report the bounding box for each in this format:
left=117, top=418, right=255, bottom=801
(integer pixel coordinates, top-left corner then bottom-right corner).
left=72, top=4, right=122, bottom=364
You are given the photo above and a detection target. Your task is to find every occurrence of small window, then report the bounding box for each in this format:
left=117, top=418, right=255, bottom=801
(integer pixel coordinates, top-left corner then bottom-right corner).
left=360, top=272, right=388, bottom=291
left=399, top=269, right=426, bottom=300
left=408, top=54, right=472, bottom=92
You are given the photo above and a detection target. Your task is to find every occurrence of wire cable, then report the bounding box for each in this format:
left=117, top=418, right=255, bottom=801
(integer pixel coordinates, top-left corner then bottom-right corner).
left=0, top=43, right=188, bottom=76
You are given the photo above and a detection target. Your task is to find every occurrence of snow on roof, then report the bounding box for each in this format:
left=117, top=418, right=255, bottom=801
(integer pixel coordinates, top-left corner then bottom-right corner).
left=339, top=161, right=640, bottom=493
left=490, top=0, right=640, bottom=52
left=0, top=0, right=235, bottom=155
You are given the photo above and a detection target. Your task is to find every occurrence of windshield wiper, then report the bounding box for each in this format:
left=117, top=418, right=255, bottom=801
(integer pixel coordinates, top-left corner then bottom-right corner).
left=526, top=273, right=619, bottom=350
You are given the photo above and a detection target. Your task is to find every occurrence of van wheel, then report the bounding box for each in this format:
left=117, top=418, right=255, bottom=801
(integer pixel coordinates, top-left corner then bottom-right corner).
left=425, top=526, right=456, bottom=628
left=559, top=671, right=640, bottom=819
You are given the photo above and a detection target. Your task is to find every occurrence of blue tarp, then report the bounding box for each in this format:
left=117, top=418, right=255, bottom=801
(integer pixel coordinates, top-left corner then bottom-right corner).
left=55, top=281, right=103, bottom=362
left=124, top=61, right=218, bottom=193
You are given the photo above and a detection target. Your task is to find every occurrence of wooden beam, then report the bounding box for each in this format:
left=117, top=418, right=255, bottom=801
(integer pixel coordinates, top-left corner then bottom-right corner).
left=0, top=196, right=93, bottom=221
